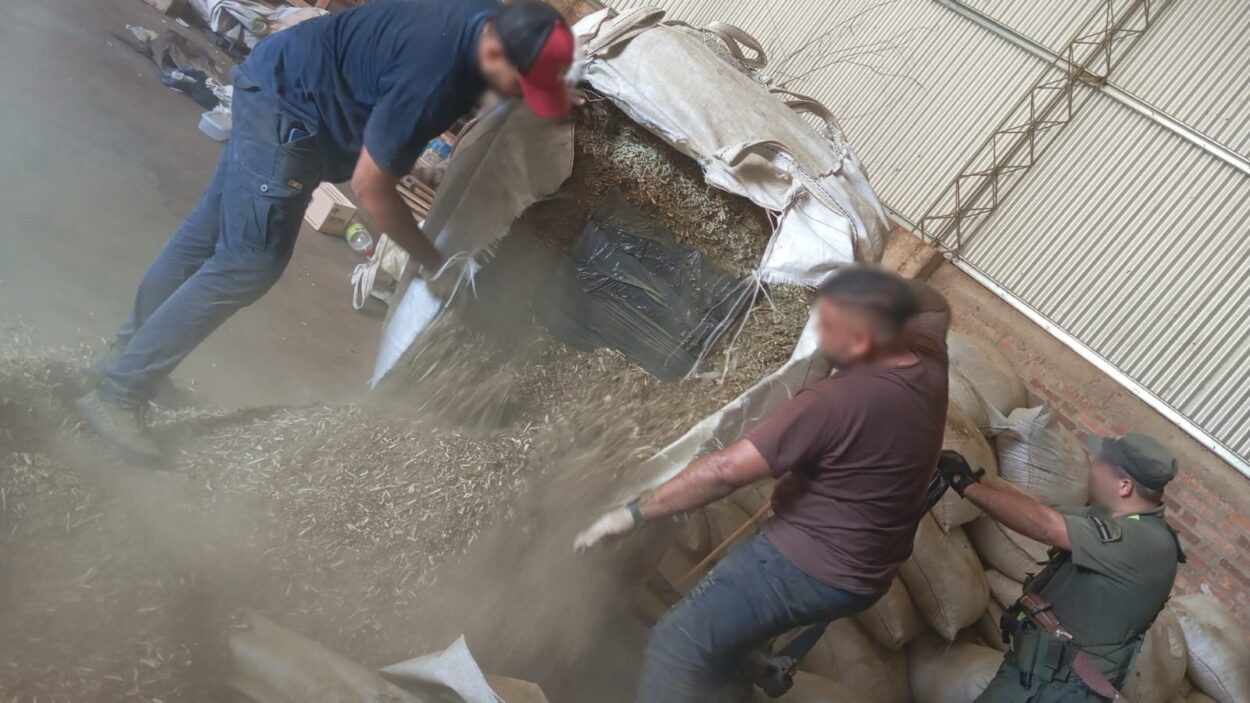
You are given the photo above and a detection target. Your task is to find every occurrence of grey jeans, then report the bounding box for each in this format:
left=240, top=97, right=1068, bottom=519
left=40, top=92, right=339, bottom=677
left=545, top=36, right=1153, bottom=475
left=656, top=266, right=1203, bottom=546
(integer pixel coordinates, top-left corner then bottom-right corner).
left=636, top=532, right=880, bottom=703
left=99, top=68, right=322, bottom=407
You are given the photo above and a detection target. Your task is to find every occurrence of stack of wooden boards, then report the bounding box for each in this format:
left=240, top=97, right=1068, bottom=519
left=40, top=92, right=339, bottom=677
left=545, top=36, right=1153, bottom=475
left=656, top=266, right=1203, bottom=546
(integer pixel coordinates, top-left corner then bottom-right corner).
left=636, top=332, right=1250, bottom=703
left=397, top=177, right=438, bottom=221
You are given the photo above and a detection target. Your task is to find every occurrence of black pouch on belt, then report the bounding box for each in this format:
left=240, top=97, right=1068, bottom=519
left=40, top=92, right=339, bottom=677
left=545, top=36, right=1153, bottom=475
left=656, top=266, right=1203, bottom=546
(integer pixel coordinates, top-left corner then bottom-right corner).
left=1014, top=624, right=1040, bottom=687
left=1040, top=638, right=1072, bottom=683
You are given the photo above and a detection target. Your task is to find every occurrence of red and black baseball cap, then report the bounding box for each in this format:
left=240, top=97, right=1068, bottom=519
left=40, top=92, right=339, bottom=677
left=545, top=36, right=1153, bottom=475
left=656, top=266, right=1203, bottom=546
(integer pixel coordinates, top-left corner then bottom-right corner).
left=495, top=0, right=576, bottom=119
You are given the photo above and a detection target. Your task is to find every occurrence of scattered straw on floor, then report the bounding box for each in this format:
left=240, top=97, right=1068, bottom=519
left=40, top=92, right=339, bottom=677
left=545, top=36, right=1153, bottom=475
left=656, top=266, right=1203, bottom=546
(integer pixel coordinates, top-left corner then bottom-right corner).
left=0, top=101, right=813, bottom=700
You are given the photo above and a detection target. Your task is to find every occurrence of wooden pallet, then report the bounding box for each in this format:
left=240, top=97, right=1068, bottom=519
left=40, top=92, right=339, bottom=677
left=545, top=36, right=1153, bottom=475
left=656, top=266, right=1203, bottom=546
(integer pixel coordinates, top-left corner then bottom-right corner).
left=397, top=177, right=437, bottom=221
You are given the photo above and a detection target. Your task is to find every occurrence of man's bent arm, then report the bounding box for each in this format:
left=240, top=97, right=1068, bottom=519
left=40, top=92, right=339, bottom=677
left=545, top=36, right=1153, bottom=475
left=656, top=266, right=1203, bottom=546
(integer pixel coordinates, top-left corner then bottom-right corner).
left=351, top=147, right=444, bottom=273
left=638, top=439, right=773, bottom=521
left=906, top=279, right=952, bottom=328
left=963, top=482, right=1070, bottom=550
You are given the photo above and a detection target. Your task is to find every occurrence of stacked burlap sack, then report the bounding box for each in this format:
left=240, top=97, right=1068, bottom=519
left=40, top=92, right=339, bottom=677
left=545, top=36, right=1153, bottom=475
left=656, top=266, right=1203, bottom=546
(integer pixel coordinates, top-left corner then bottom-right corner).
left=636, top=332, right=1250, bottom=703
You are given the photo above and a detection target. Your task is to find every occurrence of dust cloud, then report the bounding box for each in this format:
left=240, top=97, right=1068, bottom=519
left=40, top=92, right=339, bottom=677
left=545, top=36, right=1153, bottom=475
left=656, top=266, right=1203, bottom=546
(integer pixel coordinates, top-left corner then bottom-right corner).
left=0, top=101, right=809, bottom=701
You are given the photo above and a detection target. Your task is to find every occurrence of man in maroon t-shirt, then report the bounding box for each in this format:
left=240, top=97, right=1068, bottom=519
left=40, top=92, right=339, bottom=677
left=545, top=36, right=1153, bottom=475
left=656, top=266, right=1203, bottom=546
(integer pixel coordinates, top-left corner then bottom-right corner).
left=575, top=265, right=950, bottom=702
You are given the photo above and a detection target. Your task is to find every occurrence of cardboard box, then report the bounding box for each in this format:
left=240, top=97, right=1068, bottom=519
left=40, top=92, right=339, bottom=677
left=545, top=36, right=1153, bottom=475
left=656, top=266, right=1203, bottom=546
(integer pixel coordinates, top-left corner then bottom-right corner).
left=304, top=183, right=357, bottom=236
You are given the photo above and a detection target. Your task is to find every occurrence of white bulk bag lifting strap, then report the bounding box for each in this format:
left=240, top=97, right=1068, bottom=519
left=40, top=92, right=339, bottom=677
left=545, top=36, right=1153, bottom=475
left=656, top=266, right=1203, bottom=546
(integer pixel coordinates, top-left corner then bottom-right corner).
left=769, top=87, right=846, bottom=140
left=583, top=7, right=667, bottom=56
left=718, top=138, right=862, bottom=261
left=664, top=19, right=769, bottom=69
left=585, top=7, right=769, bottom=72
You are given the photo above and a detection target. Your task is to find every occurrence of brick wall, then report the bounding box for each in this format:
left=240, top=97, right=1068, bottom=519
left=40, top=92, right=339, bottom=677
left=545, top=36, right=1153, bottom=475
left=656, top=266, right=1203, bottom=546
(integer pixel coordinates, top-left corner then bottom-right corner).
left=925, top=249, right=1250, bottom=624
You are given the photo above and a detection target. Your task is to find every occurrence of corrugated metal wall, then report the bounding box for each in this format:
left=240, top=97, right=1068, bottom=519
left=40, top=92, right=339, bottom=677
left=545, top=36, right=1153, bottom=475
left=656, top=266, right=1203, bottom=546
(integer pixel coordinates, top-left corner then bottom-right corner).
left=960, top=98, right=1250, bottom=454
left=604, top=0, right=1250, bottom=471
left=1115, top=1, right=1250, bottom=153
left=960, top=0, right=1099, bottom=50
left=610, top=0, right=1049, bottom=216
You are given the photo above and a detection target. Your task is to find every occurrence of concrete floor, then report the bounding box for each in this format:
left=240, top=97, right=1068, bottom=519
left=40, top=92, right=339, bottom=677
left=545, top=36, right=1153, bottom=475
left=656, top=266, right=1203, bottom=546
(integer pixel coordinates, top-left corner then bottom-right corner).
left=0, top=0, right=378, bottom=407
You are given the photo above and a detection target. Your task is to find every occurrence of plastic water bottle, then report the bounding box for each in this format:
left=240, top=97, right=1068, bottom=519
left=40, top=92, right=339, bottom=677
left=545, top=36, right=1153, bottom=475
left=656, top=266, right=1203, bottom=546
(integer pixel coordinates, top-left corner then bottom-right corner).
left=345, top=223, right=374, bottom=257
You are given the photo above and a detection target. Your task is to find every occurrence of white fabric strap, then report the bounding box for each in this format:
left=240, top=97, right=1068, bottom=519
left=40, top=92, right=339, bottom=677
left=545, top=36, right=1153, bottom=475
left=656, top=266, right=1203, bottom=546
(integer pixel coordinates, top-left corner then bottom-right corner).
left=700, top=21, right=768, bottom=69
left=718, top=139, right=859, bottom=260
left=584, top=7, right=667, bottom=56
left=769, top=87, right=845, bottom=138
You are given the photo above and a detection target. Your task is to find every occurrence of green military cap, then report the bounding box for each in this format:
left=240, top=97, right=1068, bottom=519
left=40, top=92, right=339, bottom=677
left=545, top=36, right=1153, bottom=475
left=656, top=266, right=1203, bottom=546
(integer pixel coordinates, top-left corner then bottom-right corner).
left=1086, top=432, right=1178, bottom=491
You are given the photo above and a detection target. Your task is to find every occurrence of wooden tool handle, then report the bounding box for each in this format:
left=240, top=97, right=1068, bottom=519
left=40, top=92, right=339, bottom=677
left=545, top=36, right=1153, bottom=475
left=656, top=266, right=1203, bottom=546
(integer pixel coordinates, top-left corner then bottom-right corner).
left=676, top=503, right=771, bottom=589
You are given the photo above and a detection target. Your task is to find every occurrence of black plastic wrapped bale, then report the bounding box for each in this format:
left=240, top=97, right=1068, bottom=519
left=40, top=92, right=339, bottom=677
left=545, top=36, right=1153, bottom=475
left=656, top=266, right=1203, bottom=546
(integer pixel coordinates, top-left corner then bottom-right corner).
left=539, top=191, right=753, bottom=382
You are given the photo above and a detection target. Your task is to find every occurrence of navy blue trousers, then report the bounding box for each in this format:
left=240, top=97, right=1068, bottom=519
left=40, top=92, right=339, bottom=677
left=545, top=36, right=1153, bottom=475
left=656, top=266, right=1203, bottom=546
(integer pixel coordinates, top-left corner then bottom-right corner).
left=99, top=70, right=323, bottom=407
left=636, top=532, right=879, bottom=703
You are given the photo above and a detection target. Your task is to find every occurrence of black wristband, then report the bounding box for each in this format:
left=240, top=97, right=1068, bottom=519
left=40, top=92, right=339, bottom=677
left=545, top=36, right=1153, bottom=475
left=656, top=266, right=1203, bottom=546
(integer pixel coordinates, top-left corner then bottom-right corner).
left=627, top=498, right=646, bottom=528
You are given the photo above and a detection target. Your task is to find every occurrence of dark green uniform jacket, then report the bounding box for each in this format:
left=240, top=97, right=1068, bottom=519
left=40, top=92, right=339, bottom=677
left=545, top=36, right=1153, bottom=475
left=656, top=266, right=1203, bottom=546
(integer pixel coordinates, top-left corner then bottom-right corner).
left=976, top=505, right=1183, bottom=702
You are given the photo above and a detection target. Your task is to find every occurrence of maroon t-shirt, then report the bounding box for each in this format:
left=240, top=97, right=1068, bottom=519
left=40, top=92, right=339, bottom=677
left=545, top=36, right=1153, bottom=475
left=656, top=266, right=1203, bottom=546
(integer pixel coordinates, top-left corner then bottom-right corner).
left=746, top=314, right=949, bottom=595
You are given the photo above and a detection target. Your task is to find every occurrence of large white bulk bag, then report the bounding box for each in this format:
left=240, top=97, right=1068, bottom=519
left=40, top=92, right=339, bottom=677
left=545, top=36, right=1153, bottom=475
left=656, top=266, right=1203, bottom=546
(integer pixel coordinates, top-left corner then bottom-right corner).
left=991, top=405, right=1089, bottom=507
left=947, top=333, right=1027, bottom=416
left=1123, top=607, right=1189, bottom=703
left=965, top=516, right=1049, bottom=583
left=949, top=369, right=989, bottom=432
left=797, top=619, right=911, bottom=703
left=908, top=633, right=1002, bottom=703
left=855, top=577, right=927, bottom=651
left=899, top=516, right=989, bottom=641
left=1170, top=594, right=1250, bottom=703
left=573, top=7, right=890, bottom=284
left=630, top=335, right=833, bottom=503
left=932, top=403, right=998, bottom=531
left=983, top=570, right=1024, bottom=610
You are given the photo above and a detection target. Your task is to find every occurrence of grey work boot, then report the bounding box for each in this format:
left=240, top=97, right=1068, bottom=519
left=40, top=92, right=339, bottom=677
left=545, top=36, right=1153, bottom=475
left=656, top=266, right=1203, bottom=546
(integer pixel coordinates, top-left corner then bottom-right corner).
left=74, top=389, right=162, bottom=463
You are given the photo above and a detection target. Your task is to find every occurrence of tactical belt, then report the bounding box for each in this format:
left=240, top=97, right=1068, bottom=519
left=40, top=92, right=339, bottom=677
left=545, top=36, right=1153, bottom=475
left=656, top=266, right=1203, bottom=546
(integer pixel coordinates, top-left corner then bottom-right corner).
left=1016, top=593, right=1122, bottom=700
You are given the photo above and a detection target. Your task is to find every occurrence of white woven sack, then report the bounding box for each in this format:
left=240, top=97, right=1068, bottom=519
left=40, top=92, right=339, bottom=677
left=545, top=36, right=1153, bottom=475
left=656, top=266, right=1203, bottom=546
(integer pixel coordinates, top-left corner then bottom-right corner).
left=1170, top=594, right=1250, bottom=703
left=855, top=577, right=927, bottom=651
left=908, top=633, right=1001, bottom=703
left=965, top=515, right=1049, bottom=583
left=991, top=404, right=1089, bottom=507
left=948, top=333, right=1027, bottom=416
left=1123, top=607, right=1189, bottom=703
left=899, top=516, right=989, bottom=640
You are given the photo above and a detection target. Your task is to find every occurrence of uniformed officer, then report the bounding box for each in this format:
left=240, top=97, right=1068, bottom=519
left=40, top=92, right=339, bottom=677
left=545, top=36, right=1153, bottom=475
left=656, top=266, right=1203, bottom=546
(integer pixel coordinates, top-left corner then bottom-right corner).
left=939, top=432, right=1184, bottom=702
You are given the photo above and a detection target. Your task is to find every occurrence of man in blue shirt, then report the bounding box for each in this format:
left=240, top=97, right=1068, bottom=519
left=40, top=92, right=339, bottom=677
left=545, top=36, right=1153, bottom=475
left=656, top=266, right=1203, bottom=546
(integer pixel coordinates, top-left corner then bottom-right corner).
left=77, top=0, right=576, bottom=461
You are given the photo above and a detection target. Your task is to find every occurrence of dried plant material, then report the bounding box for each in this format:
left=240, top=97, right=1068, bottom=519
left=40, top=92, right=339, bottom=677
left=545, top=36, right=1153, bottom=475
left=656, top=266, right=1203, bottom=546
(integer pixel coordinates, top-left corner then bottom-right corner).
left=0, top=163, right=807, bottom=701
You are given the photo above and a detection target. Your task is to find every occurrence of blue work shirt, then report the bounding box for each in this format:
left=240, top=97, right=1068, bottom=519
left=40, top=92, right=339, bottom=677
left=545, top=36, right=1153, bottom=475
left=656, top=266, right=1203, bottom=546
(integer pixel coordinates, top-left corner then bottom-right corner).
left=242, top=0, right=498, bottom=183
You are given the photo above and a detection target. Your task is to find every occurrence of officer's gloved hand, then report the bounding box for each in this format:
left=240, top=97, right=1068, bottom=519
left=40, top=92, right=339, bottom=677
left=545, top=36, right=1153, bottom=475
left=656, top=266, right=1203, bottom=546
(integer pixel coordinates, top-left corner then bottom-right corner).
left=937, top=450, right=985, bottom=497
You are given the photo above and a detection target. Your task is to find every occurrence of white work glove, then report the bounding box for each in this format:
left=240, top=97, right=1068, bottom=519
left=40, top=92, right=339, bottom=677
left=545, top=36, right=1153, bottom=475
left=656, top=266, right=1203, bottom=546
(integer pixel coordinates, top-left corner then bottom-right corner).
left=574, top=506, right=637, bottom=553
